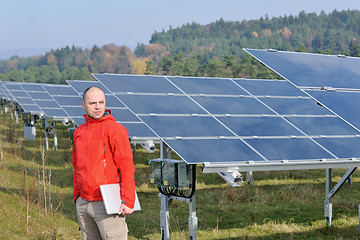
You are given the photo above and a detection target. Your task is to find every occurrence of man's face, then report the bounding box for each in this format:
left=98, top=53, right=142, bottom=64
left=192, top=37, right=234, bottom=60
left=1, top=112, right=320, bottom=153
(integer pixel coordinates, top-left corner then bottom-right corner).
left=82, top=88, right=106, bottom=120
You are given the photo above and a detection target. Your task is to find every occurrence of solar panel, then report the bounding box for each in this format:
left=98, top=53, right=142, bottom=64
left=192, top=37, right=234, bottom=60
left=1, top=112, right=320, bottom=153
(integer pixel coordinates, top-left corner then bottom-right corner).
left=243, top=49, right=360, bottom=132
left=18, top=83, right=69, bottom=119
left=303, top=90, right=360, bottom=131
left=241, top=49, right=360, bottom=174
left=167, top=76, right=248, bottom=95
left=2, top=82, right=42, bottom=114
left=0, top=82, right=12, bottom=101
left=244, top=49, right=360, bottom=89
left=93, top=74, right=360, bottom=171
left=93, top=74, right=182, bottom=94
left=66, top=80, right=111, bottom=95
left=42, top=84, right=83, bottom=125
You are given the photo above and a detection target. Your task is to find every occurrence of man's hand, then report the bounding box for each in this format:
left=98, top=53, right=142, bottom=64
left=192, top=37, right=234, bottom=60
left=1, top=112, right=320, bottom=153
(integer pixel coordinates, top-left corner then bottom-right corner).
left=118, top=204, right=134, bottom=216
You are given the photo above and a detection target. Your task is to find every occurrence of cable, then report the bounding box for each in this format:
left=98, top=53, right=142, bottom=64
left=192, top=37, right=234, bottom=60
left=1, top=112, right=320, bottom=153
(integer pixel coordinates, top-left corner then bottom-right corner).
left=156, top=165, right=196, bottom=199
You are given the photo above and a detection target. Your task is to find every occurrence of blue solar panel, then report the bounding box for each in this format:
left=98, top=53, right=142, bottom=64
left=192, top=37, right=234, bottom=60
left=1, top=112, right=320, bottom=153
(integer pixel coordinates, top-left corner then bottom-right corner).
left=234, top=79, right=305, bottom=97
left=192, top=96, right=273, bottom=115
left=218, top=116, right=302, bottom=137
left=314, top=137, right=360, bottom=158
left=4, top=83, right=22, bottom=91
left=26, top=92, right=53, bottom=100
left=259, top=97, right=330, bottom=115
left=104, top=95, right=126, bottom=108
left=35, top=100, right=62, bottom=108
left=110, top=108, right=140, bottom=122
left=168, top=76, right=249, bottom=95
left=42, top=84, right=83, bottom=123
left=93, top=74, right=182, bottom=94
left=71, top=117, right=85, bottom=127
left=285, top=116, right=359, bottom=135
left=66, top=80, right=111, bottom=95
left=115, top=94, right=207, bottom=115
left=2, top=82, right=42, bottom=113
left=43, top=84, right=78, bottom=96
left=140, top=116, right=233, bottom=138
left=94, top=74, right=360, bottom=168
left=244, top=138, right=334, bottom=160
left=18, top=83, right=68, bottom=119
left=41, top=108, right=69, bottom=118
left=243, top=49, right=360, bottom=134
left=50, top=96, right=82, bottom=106
left=164, top=139, right=264, bottom=164
left=304, top=90, right=360, bottom=131
left=61, top=106, right=84, bottom=117
left=244, top=49, right=360, bottom=89
left=21, top=84, right=44, bottom=92
left=0, top=82, right=12, bottom=100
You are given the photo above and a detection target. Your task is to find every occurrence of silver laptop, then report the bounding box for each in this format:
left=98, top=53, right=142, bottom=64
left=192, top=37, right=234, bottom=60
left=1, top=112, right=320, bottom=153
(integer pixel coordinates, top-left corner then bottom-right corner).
left=100, top=183, right=141, bottom=215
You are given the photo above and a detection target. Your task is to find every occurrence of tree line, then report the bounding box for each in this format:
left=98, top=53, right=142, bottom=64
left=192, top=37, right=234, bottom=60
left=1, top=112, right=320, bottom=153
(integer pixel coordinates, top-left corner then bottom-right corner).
left=1, top=9, right=359, bottom=84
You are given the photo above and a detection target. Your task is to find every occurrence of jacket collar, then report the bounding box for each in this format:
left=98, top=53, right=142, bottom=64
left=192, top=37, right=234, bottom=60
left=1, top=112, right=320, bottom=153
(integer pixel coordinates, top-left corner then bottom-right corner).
left=83, top=109, right=114, bottom=123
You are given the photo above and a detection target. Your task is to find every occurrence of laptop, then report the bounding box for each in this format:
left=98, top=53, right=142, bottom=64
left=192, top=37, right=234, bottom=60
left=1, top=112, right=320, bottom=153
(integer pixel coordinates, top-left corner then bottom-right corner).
left=100, top=183, right=141, bottom=215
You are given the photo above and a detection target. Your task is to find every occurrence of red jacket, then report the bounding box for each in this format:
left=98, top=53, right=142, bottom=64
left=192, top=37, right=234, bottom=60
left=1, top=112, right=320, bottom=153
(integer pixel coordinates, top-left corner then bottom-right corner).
left=72, top=110, right=135, bottom=208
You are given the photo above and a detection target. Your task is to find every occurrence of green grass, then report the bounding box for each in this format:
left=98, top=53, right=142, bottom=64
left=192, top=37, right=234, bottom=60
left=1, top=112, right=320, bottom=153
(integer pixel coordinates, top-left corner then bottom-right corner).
left=1, top=112, right=360, bottom=239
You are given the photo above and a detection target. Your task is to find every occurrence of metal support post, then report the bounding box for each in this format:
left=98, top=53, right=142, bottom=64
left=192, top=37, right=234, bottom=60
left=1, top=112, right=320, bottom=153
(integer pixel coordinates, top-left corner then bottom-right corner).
left=325, top=168, right=332, bottom=226
left=188, top=165, right=198, bottom=240
left=160, top=194, right=170, bottom=240
left=247, top=171, right=253, bottom=185
left=14, top=110, right=18, bottom=123
left=324, top=167, right=357, bottom=227
left=45, top=131, right=49, bottom=151
left=53, top=121, right=58, bottom=151
left=348, top=167, right=353, bottom=185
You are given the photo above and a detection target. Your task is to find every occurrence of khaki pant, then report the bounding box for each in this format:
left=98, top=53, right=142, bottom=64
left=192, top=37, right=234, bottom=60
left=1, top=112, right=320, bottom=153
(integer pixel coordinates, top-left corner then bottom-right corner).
left=76, top=197, right=128, bottom=240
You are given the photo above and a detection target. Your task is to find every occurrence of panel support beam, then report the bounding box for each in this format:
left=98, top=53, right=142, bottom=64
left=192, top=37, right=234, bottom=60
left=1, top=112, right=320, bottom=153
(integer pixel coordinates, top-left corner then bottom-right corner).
left=324, top=167, right=357, bottom=227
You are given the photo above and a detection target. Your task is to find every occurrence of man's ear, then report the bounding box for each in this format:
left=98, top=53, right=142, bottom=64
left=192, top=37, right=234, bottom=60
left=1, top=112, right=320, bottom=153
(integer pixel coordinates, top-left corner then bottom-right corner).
left=81, top=101, right=85, bottom=110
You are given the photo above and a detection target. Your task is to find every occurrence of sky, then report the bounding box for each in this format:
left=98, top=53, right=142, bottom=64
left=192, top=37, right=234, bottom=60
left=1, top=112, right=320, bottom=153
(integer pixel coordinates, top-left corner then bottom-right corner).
left=1, top=0, right=360, bottom=59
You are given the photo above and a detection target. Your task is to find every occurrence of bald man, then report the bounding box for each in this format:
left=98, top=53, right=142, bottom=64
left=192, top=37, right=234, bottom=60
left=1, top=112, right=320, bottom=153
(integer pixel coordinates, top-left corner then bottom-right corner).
left=73, top=87, right=135, bottom=240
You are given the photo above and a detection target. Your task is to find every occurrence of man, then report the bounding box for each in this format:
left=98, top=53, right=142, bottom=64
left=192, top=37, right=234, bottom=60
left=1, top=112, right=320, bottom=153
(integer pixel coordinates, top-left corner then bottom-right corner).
left=72, top=86, right=135, bottom=240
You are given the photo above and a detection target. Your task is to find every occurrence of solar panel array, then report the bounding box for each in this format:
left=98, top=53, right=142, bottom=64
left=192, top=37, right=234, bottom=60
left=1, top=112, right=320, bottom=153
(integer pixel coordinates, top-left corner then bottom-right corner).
left=92, top=74, right=360, bottom=170
left=0, top=80, right=156, bottom=139
left=244, top=49, right=360, bottom=164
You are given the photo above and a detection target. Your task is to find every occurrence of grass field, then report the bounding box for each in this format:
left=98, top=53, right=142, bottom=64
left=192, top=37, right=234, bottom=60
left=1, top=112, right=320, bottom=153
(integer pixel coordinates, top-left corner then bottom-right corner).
left=1, top=111, right=360, bottom=239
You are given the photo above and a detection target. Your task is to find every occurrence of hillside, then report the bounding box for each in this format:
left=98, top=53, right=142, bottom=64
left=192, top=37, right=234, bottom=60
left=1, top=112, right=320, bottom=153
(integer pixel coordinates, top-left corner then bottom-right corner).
left=142, top=9, right=360, bottom=60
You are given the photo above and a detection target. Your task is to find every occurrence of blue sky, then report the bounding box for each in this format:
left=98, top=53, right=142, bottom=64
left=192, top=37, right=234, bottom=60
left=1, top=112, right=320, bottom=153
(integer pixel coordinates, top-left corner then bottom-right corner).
left=1, top=0, right=360, bottom=58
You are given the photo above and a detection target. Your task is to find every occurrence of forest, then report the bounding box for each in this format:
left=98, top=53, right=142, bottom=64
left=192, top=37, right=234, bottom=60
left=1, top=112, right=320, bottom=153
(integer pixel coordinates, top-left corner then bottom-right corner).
left=1, top=9, right=360, bottom=84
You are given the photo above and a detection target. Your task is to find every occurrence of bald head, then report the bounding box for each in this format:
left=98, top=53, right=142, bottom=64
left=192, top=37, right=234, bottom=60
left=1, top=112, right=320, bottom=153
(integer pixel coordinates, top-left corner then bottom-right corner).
left=83, top=86, right=105, bottom=101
